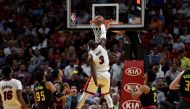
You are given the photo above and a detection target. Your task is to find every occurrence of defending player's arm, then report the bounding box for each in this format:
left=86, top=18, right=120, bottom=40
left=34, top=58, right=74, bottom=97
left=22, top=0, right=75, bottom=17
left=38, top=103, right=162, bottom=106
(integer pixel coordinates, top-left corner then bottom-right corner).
left=169, top=71, right=184, bottom=90
left=89, top=54, right=98, bottom=85
left=46, top=81, right=65, bottom=101
left=63, top=83, right=70, bottom=95
left=131, top=85, right=148, bottom=99
left=54, top=83, right=61, bottom=93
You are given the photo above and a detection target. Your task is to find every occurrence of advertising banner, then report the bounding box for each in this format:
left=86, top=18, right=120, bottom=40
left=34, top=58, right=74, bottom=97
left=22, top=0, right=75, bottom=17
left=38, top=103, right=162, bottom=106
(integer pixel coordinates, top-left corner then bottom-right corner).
left=120, top=60, right=144, bottom=109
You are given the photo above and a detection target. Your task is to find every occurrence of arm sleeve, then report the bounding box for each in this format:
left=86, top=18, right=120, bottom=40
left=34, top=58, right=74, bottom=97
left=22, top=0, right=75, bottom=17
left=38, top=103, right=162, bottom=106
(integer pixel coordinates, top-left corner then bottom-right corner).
left=100, top=24, right=106, bottom=39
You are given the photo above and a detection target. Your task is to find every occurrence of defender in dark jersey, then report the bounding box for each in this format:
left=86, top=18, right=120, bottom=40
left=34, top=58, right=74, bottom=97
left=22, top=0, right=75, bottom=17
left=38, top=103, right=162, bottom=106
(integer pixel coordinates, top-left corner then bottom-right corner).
left=34, top=68, right=65, bottom=109
left=170, top=70, right=190, bottom=109
left=52, top=68, right=68, bottom=109
left=131, top=70, right=157, bottom=109
left=34, top=81, right=52, bottom=109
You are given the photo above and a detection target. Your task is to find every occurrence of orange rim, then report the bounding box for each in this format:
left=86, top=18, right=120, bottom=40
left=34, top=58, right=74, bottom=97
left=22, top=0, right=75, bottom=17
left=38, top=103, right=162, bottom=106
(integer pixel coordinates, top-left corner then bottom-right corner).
left=90, top=19, right=113, bottom=29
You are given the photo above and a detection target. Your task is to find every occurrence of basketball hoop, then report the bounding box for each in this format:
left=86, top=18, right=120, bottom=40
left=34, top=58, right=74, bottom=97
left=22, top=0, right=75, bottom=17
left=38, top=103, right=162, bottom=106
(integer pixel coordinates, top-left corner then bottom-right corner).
left=90, top=16, right=113, bottom=43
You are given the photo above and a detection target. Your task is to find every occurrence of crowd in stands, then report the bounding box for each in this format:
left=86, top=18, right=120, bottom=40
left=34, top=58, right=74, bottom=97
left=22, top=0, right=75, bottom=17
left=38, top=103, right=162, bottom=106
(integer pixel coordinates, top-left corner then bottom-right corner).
left=0, top=0, right=190, bottom=109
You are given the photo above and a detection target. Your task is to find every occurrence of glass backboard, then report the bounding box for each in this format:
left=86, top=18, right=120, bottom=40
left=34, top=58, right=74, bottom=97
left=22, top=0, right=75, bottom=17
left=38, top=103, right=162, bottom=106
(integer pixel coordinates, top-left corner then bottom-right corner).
left=67, top=0, right=145, bottom=29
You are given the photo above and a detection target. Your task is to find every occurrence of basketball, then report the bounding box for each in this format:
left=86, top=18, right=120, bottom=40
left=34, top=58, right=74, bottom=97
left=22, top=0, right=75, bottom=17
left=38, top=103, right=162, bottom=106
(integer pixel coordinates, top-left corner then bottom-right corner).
left=94, top=15, right=104, bottom=22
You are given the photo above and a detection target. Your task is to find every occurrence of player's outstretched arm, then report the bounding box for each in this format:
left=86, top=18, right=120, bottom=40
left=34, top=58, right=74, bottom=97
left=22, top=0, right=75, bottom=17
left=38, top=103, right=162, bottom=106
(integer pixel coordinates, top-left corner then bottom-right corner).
left=63, top=83, right=70, bottom=95
left=16, top=90, right=28, bottom=109
left=54, top=83, right=61, bottom=93
left=131, top=85, right=148, bottom=100
left=99, top=24, right=107, bottom=48
left=169, top=70, right=184, bottom=90
left=46, top=81, right=66, bottom=101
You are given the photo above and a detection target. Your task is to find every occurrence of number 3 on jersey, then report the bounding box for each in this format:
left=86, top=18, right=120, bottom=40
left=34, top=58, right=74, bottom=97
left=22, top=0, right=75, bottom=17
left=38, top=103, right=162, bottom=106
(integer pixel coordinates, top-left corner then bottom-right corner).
left=99, top=55, right=104, bottom=64
left=185, top=80, right=190, bottom=91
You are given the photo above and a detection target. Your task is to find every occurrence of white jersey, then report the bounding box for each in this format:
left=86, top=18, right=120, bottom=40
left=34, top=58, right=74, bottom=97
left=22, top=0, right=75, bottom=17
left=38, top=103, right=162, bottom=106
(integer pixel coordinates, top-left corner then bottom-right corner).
left=0, top=79, right=22, bottom=109
left=89, top=45, right=109, bottom=72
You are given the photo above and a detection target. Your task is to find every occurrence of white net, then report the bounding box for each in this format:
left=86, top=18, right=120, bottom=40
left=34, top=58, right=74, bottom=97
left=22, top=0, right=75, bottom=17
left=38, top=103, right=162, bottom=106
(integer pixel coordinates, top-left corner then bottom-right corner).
left=90, top=19, right=112, bottom=43
left=90, top=23, right=102, bottom=43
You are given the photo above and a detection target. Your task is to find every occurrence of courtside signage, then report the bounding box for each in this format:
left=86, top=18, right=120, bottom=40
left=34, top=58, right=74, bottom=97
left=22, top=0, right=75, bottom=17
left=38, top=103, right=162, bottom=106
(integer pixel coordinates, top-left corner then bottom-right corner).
left=122, top=100, right=141, bottom=109
left=120, top=60, right=144, bottom=109
left=124, top=83, right=141, bottom=93
left=125, top=67, right=142, bottom=76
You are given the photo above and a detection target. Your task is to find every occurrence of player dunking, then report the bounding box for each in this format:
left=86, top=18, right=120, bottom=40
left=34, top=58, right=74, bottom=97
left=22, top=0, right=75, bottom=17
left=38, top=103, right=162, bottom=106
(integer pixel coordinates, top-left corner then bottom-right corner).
left=170, top=70, right=190, bottom=109
left=0, top=65, right=28, bottom=109
left=77, top=40, right=113, bottom=109
left=76, top=39, right=113, bottom=109
left=33, top=68, right=65, bottom=109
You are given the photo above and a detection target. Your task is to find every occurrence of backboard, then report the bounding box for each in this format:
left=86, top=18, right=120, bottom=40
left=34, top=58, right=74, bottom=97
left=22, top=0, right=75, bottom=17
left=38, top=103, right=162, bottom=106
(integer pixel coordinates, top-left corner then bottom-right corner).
left=67, top=0, right=145, bottom=29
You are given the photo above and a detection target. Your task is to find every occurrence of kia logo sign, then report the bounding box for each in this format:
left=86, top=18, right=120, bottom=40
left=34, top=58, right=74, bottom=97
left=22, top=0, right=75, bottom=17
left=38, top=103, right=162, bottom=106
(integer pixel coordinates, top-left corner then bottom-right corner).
left=124, top=83, right=141, bottom=93
left=122, top=100, right=141, bottom=109
left=125, top=67, right=141, bottom=76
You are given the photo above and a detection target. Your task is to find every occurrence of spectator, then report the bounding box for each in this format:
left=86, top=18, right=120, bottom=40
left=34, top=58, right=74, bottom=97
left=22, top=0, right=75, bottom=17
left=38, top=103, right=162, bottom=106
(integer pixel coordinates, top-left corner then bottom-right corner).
left=148, top=46, right=162, bottom=65
left=3, top=40, right=17, bottom=56
left=0, top=23, right=12, bottom=41
left=100, top=98, right=109, bottom=109
left=64, top=59, right=78, bottom=79
left=110, top=58, right=123, bottom=85
left=158, top=57, right=170, bottom=74
left=179, top=28, right=190, bottom=44
left=111, top=78, right=119, bottom=93
left=66, top=85, right=81, bottom=109
left=178, top=50, right=190, bottom=70
left=165, top=63, right=180, bottom=85
left=156, top=79, right=166, bottom=107
left=38, top=22, right=50, bottom=38
left=81, top=54, right=91, bottom=77
left=65, top=46, right=77, bottom=61
left=173, top=38, right=185, bottom=52
left=28, top=48, right=45, bottom=73
left=67, top=71, right=81, bottom=90
left=153, top=63, right=165, bottom=79
left=111, top=93, right=120, bottom=109
left=112, top=44, right=121, bottom=60
left=82, top=100, right=90, bottom=109
left=152, top=31, right=165, bottom=47
left=47, top=48, right=56, bottom=68
left=12, top=58, right=19, bottom=72
left=0, top=47, right=5, bottom=68
left=184, top=1, right=190, bottom=22
left=93, top=97, right=101, bottom=109
left=13, top=63, right=31, bottom=86
left=22, top=85, right=34, bottom=108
